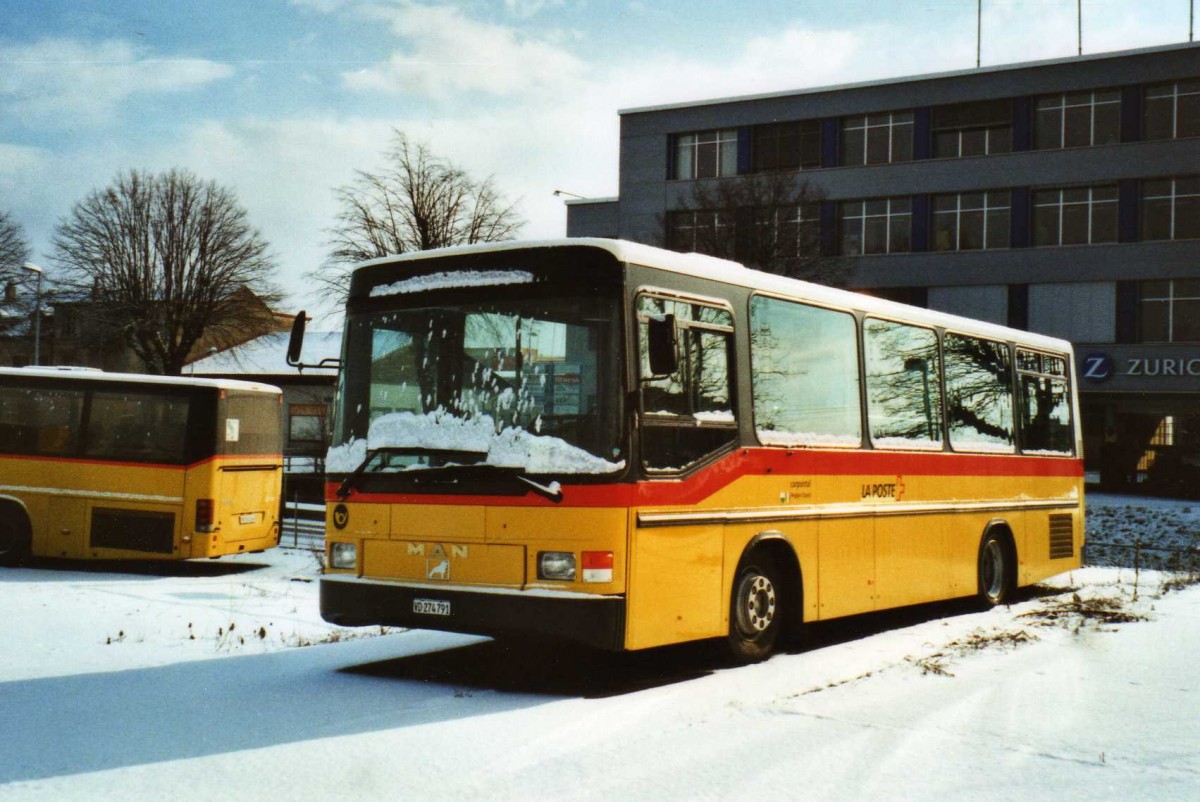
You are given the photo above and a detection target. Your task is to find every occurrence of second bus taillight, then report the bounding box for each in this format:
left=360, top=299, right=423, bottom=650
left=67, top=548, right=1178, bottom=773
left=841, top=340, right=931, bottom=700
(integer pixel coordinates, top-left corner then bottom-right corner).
left=195, top=499, right=214, bottom=533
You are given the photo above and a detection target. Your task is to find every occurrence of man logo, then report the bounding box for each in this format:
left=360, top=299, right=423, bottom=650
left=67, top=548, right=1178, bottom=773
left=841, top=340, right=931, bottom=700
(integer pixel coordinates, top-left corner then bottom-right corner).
left=1083, top=353, right=1112, bottom=383
left=427, top=559, right=450, bottom=580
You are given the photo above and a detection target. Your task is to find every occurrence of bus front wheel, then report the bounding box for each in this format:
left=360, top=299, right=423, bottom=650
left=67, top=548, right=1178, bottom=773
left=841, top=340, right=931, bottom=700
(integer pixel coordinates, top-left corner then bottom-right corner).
left=977, top=530, right=1014, bottom=607
left=727, top=553, right=785, bottom=663
left=0, top=506, right=31, bottom=566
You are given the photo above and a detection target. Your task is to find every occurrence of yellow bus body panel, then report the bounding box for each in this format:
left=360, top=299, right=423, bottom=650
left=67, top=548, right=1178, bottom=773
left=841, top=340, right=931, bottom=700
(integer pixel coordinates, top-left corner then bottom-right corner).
left=327, top=499, right=629, bottom=595
left=1, top=455, right=280, bottom=560
left=327, top=456, right=1081, bottom=652
left=629, top=464, right=1083, bottom=648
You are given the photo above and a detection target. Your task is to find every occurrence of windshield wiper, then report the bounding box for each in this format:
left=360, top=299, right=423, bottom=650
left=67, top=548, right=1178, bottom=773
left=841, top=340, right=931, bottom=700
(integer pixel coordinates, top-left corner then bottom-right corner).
left=339, top=453, right=564, bottom=503
left=336, top=446, right=488, bottom=499
left=403, top=463, right=564, bottom=502
left=514, top=475, right=564, bottom=502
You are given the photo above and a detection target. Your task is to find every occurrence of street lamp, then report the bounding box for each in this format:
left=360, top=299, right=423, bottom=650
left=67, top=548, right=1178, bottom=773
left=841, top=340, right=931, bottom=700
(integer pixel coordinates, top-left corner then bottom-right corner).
left=22, top=263, right=42, bottom=366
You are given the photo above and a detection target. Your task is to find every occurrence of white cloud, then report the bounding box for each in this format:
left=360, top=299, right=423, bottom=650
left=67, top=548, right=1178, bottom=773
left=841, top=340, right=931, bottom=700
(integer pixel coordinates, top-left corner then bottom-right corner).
left=340, top=1, right=585, bottom=98
left=0, top=38, right=233, bottom=126
left=288, top=0, right=356, bottom=12
left=503, top=0, right=565, bottom=18
left=0, top=143, right=48, bottom=177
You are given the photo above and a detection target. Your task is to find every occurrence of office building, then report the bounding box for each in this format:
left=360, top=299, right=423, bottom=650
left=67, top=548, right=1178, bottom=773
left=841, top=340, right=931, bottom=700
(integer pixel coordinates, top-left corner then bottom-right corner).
left=566, top=42, right=1200, bottom=492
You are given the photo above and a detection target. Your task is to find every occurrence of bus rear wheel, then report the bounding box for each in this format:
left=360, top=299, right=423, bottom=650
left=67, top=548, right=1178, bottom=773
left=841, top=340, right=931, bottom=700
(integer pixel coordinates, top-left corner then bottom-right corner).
left=727, top=553, right=785, bottom=663
left=0, top=507, right=31, bottom=566
left=977, top=531, right=1013, bottom=607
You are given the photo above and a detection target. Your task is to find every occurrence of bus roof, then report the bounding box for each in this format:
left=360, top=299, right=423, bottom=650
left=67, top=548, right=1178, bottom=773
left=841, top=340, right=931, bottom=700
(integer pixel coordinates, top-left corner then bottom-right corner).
left=0, top=366, right=283, bottom=394
left=352, top=238, right=1074, bottom=355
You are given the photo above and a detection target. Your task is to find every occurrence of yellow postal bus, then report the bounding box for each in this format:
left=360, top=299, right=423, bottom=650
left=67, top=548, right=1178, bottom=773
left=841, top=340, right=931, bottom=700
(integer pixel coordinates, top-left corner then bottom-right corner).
left=308, top=239, right=1082, bottom=661
left=0, top=368, right=283, bottom=563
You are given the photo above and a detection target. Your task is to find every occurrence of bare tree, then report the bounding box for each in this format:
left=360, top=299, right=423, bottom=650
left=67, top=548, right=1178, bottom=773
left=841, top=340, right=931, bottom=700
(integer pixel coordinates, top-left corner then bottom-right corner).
left=659, top=173, right=848, bottom=286
left=0, top=210, right=30, bottom=284
left=311, top=130, right=524, bottom=298
left=52, top=169, right=281, bottom=375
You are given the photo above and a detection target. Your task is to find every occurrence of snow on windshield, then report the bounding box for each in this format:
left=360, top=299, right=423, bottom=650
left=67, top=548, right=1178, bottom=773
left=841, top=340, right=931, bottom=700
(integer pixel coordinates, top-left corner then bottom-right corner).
left=370, top=270, right=534, bottom=298
left=326, top=407, right=624, bottom=475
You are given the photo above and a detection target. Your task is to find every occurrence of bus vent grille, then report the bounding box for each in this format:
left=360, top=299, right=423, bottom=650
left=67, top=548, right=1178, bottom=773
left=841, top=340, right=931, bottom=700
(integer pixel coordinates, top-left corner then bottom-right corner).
left=91, top=508, right=175, bottom=554
left=1048, top=514, right=1074, bottom=559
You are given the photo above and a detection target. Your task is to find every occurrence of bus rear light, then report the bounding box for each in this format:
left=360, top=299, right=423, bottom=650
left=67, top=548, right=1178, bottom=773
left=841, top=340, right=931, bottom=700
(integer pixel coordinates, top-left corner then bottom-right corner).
left=582, top=551, right=614, bottom=583
left=195, top=499, right=214, bottom=533
left=537, top=551, right=576, bottom=582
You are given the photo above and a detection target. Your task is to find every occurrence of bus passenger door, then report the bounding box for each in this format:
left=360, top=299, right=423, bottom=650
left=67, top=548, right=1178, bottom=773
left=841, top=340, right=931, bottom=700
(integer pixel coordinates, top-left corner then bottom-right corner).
left=627, top=296, right=737, bottom=648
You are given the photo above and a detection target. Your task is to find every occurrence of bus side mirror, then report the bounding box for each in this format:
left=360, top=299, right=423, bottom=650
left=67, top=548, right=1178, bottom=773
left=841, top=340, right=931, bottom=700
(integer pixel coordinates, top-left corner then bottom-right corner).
left=647, top=314, right=679, bottom=376
left=287, top=312, right=307, bottom=367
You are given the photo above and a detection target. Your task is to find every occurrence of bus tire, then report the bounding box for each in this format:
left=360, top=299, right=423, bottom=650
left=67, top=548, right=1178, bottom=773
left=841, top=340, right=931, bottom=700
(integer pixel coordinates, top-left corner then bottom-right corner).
left=977, top=529, right=1014, bottom=607
left=0, top=504, right=31, bottom=566
left=727, top=551, right=786, bottom=663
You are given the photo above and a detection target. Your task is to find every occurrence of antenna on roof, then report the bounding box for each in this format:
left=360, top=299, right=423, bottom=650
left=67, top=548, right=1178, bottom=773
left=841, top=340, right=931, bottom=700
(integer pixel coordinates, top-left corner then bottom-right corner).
left=1077, top=0, right=1083, bottom=55
left=976, top=0, right=982, bottom=68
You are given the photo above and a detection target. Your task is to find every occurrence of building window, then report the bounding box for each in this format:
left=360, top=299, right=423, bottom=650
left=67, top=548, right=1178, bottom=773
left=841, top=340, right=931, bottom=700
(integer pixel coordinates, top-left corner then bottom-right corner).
left=666, top=209, right=732, bottom=254
left=1140, top=279, right=1200, bottom=342
left=751, top=120, right=821, bottom=172
left=840, top=198, right=912, bottom=255
left=288, top=403, right=327, bottom=444
left=1144, top=79, right=1200, bottom=140
left=56, top=308, right=78, bottom=339
left=932, top=191, right=1011, bottom=251
left=1032, top=186, right=1118, bottom=246
left=673, top=129, right=738, bottom=180
left=932, top=100, right=1012, bottom=158
left=755, top=203, right=821, bottom=258
left=840, top=111, right=914, bottom=166
left=1034, top=90, right=1121, bottom=149
left=1141, top=176, right=1200, bottom=241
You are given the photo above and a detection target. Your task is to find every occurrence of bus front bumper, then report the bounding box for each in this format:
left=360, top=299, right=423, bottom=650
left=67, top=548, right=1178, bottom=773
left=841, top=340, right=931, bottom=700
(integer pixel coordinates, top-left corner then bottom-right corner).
left=320, top=575, right=626, bottom=651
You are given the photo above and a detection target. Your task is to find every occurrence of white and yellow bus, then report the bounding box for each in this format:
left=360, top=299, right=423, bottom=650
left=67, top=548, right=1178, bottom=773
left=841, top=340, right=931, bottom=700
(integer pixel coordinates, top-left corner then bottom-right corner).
left=308, top=239, right=1082, bottom=661
left=0, top=368, right=283, bottom=563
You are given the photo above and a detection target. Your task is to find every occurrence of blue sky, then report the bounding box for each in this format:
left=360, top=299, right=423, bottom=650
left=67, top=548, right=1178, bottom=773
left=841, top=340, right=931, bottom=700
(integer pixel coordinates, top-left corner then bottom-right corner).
left=0, top=0, right=1194, bottom=317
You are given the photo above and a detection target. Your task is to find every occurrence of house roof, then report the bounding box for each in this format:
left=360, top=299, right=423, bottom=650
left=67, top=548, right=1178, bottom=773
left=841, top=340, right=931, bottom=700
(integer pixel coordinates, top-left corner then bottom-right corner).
left=187, top=330, right=342, bottom=378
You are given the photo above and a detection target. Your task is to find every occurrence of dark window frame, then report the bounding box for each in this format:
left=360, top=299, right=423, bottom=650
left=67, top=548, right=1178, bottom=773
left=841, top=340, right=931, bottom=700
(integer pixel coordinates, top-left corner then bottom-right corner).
left=751, top=120, right=822, bottom=172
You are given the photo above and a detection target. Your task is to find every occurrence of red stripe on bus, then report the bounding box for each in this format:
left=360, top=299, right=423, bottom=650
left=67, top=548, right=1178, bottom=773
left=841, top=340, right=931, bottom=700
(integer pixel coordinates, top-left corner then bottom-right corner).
left=325, top=448, right=1083, bottom=507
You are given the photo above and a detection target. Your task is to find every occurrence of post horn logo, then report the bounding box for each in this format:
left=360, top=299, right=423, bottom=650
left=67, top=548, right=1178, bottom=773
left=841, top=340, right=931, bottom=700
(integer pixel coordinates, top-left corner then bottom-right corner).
left=332, top=503, right=349, bottom=530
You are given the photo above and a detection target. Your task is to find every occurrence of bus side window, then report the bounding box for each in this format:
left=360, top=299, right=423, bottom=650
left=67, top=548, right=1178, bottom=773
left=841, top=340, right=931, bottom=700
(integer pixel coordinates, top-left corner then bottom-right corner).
left=749, top=295, right=861, bottom=447
left=87, top=392, right=189, bottom=464
left=0, top=386, right=84, bottom=457
left=638, top=297, right=736, bottom=472
left=864, top=318, right=943, bottom=449
left=944, top=333, right=1015, bottom=452
left=1017, top=350, right=1073, bottom=454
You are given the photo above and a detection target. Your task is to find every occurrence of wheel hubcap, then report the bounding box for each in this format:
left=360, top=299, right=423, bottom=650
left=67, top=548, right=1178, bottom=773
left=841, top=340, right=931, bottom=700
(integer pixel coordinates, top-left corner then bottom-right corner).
left=737, top=573, right=777, bottom=634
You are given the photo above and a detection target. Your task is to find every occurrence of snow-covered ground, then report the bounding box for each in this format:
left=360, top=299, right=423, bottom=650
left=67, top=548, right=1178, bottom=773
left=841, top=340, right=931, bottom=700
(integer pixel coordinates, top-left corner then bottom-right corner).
left=2, top=493, right=1199, bottom=800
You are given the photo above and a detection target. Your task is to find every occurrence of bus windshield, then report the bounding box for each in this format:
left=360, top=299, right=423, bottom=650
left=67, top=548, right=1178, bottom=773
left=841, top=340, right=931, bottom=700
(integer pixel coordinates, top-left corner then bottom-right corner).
left=329, top=292, right=624, bottom=477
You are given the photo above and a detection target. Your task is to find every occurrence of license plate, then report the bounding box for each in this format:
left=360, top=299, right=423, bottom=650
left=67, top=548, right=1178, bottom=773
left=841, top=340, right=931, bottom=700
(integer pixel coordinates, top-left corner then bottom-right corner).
left=413, top=598, right=451, bottom=616
left=239, top=513, right=257, bottom=525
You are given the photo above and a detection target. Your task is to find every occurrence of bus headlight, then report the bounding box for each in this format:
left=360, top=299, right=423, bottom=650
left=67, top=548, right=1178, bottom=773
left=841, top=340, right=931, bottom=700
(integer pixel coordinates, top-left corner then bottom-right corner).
left=330, top=542, right=357, bottom=570
left=537, top=551, right=576, bottom=581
